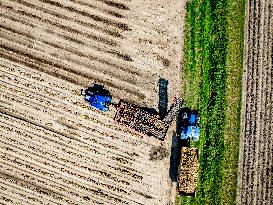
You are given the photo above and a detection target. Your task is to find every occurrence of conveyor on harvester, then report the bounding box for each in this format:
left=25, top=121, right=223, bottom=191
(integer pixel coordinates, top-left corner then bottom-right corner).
left=114, top=98, right=183, bottom=140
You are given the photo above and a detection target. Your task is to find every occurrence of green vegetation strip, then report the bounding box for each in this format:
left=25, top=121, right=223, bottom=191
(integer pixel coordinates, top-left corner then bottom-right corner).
left=179, top=0, right=245, bottom=204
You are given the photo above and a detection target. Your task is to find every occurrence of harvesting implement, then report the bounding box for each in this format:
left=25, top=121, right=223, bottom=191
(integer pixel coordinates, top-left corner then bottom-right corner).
left=114, top=98, right=182, bottom=140
left=82, top=84, right=182, bottom=140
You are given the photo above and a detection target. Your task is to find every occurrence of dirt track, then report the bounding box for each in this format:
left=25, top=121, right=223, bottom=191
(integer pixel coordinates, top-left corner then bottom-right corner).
left=0, top=0, right=185, bottom=204
left=237, top=0, right=273, bottom=204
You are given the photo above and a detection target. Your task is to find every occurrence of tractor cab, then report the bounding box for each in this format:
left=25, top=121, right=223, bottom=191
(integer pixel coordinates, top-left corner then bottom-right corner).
left=81, top=84, right=112, bottom=112
left=180, top=110, right=200, bottom=141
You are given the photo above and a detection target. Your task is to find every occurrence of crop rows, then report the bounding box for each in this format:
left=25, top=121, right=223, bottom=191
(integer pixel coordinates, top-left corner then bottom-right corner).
left=0, top=0, right=155, bottom=104
left=237, top=0, right=273, bottom=204
left=0, top=0, right=184, bottom=204
left=0, top=62, right=166, bottom=204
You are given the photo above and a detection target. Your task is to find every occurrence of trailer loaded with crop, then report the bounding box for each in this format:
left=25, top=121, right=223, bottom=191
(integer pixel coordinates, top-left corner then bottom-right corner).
left=178, top=147, right=199, bottom=195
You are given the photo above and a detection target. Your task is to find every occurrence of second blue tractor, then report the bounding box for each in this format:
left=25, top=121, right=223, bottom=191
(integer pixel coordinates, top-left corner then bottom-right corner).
left=180, top=110, right=200, bottom=142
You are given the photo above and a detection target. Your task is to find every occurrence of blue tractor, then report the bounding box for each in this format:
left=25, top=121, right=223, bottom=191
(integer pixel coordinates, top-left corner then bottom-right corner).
left=180, top=110, right=200, bottom=142
left=81, top=84, right=112, bottom=112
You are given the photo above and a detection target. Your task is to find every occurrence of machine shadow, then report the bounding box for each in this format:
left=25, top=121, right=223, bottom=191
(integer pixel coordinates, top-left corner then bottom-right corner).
left=158, top=78, right=168, bottom=119
left=168, top=108, right=193, bottom=182
left=169, top=132, right=181, bottom=182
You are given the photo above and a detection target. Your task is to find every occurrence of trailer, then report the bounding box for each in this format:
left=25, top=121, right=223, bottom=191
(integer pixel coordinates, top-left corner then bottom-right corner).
left=178, top=147, right=199, bottom=195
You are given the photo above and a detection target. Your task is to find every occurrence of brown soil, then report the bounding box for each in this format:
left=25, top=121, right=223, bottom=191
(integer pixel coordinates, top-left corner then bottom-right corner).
left=237, top=0, right=273, bottom=204
left=0, top=0, right=186, bottom=204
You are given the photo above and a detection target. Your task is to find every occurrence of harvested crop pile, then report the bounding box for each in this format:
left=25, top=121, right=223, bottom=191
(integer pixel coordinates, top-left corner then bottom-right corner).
left=178, top=147, right=199, bottom=194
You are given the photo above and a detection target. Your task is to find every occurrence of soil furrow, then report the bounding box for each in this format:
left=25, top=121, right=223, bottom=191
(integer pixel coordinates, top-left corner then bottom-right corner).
left=0, top=85, right=154, bottom=155
left=0, top=110, right=155, bottom=181
left=11, top=0, right=130, bottom=31
left=0, top=118, right=142, bottom=187
left=0, top=91, right=149, bottom=155
left=237, top=0, right=273, bottom=203
left=69, top=0, right=126, bottom=19
left=0, top=168, right=107, bottom=205
left=98, top=0, right=130, bottom=10
left=0, top=188, right=38, bottom=205
left=243, top=0, right=259, bottom=202
left=255, top=1, right=271, bottom=203
left=0, top=0, right=183, bottom=204
left=0, top=30, right=148, bottom=93
left=0, top=114, right=154, bottom=175
left=0, top=64, right=147, bottom=113
left=250, top=0, right=264, bottom=203
left=1, top=1, right=118, bottom=47
left=1, top=0, right=123, bottom=38
left=0, top=175, right=67, bottom=204
left=0, top=43, right=146, bottom=101
left=0, top=152, right=129, bottom=205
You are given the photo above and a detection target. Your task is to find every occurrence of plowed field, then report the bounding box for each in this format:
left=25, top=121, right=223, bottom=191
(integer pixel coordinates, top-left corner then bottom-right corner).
left=0, top=0, right=185, bottom=204
left=237, top=0, right=273, bottom=204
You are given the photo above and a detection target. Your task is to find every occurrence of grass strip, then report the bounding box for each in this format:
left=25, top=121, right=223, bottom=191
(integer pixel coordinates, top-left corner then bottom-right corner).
left=219, top=0, right=245, bottom=204
left=179, top=0, right=245, bottom=204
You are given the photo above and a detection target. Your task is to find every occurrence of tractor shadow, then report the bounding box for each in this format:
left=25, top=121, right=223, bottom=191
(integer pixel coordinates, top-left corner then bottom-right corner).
left=168, top=108, right=194, bottom=182
left=85, top=83, right=111, bottom=96
left=169, top=132, right=181, bottom=182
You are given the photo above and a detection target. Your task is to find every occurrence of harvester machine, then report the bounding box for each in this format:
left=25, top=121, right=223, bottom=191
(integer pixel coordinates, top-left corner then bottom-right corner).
left=81, top=84, right=182, bottom=140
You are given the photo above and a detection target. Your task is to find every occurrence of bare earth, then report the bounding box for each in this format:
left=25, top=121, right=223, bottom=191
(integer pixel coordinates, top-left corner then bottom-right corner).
left=0, top=0, right=186, bottom=204
left=237, top=0, right=273, bottom=204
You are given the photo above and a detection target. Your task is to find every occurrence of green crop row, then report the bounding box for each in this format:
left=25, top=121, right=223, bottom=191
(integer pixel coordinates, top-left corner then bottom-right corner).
left=179, top=0, right=245, bottom=204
